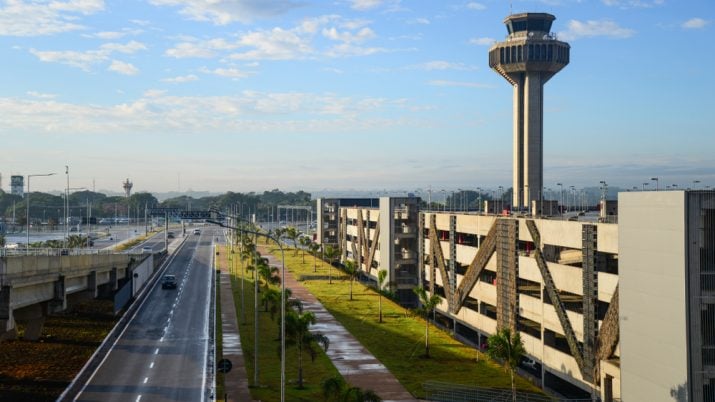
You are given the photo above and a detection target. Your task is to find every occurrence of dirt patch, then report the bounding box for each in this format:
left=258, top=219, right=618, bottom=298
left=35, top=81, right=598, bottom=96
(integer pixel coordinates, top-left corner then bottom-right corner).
left=0, top=299, right=117, bottom=402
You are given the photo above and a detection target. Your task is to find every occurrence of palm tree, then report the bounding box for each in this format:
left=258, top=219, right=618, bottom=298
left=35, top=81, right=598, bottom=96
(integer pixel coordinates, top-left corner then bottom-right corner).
left=66, top=234, right=89, bottom=248
left=377, top=270, right=387, bottom=323
left=343, top=260, right=360, bottom=301
left=413, top=286, right=441, bottom=358
left=487, top=328, right=526, bottom=402
left=299, top=236, right=311, bottom=263
left=284, top=310, right=329, bottom=389
left=284, top=226, right=300, bottom=255
left=309, top=242, right=321, bottom=272
left=323, top=244, right=340, bottom=285
left=321, top=375, right=382, bottom=402
left=261, top=287, right=281, bottom=317
left=256, top=257, right=280, bottom=290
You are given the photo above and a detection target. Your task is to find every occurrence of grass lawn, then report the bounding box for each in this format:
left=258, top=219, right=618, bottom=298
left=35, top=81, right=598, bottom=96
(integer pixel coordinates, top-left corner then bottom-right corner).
left=216, top=246, right=341, bottom=402
left=265, top=244, right=544, bottom=400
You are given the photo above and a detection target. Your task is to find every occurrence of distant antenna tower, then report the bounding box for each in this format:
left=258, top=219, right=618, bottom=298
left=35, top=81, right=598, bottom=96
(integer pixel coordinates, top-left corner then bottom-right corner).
left=123, top=178, right=133, bottom=197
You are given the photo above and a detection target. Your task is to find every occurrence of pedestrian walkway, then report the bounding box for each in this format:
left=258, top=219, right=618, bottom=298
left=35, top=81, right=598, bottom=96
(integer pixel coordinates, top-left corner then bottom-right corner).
left=259, top=246, right=418, bottom=402
left=216, top=246, right=254, bottom=402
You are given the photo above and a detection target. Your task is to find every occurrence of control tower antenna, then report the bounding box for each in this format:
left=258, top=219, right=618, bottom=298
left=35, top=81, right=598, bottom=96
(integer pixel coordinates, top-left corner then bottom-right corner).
left=488, top=13, right=569, bottom=212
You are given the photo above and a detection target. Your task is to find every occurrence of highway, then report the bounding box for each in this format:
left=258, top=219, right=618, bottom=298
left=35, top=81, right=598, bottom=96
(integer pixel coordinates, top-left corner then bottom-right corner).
left=75, top=227, right=216, bottom=402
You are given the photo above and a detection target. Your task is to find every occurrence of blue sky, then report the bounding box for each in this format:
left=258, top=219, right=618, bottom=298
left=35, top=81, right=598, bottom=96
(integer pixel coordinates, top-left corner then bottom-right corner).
left=0, top=0, right=713, bottom=194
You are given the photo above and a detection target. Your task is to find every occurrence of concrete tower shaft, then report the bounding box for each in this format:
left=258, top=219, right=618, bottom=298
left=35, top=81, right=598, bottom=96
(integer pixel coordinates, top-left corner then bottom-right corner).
left=489, top=13, right=569, bottom=211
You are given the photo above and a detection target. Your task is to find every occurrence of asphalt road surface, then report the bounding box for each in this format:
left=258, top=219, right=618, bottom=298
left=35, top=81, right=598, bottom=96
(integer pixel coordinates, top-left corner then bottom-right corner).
left=76, top=228, right=216, bottom=402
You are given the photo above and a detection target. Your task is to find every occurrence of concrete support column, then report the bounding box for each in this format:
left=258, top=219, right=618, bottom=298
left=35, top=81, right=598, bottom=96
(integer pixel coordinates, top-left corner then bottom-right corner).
left=14, top=303, right=46, bottom=341
left=0, top=285, right=14, bottom=339
left=110, top=267, right=118, bottom=290
left=523, top=72, right=544, bottom=210
left=88, top=270, right=98, bottom=298
left=513, top=77, right=524, bottom=210
left=48, top=275, right=66, bottom=313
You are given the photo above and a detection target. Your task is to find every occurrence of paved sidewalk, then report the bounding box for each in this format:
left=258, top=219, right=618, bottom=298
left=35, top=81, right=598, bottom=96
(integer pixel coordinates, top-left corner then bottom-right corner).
left=259, top=246, right=417, bottom=402
left=217, top=247, right=254, bottom=402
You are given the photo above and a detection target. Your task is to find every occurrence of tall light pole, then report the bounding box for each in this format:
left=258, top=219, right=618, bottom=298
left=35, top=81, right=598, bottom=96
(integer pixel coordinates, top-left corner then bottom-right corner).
left=208, top=213, right=287, bottom=402
left=557, top=183, right=563, bottom=214
left=651, top=177, right=659, bottom=191
left=27, top=173, right=56, bottom=250
left=693, top=180, right=701, bottom=190
left=65, top=166, right=70, bottom=246
left=642, top=182, right=649, bottom=191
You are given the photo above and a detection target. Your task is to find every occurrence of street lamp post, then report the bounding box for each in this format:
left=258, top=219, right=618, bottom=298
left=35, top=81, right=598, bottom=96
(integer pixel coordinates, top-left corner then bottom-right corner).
left=651, top=177, right=659, bottom=191
left=207, top=214, right=287, bottom=402
left=27, top=173, right=56, bottom=250
left=642, top=182, right=649, bottom=191
left=557, top=183, right=563, bottom=215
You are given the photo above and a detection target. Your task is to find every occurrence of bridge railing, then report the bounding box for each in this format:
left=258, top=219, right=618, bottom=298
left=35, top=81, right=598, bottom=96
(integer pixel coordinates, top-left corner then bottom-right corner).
left=0, top=248, right=144, bottom=258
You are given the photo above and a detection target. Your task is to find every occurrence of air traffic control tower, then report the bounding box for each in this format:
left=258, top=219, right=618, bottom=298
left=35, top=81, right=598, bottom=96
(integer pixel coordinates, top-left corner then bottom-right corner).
left=489, top=13, right=569, bottom=211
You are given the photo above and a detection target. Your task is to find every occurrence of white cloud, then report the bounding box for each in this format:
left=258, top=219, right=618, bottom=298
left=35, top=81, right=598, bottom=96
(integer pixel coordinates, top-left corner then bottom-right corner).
left=322, top=27, right=376, bottom=43
left=230, top=28, right=313, bottom=60
left=325, top=43, right=385, bottom=58
left=469, top=37, right=494, bottom=46
left=428, top=80, right=493, bottom=89
left=0, top=91, right=419, bottom=135
left=466, top=2, right=486, bottom=10
left=162, top=74, right=199, bottom=83
left=148, top=0, right=299, bottom=25
left=0, top=0, right=104, bottom=36
left=351, top=0, right=382, bottom=11
left=83, top=28, right=144, bottom=40
left=27, top=91, right=57, bottom=99
left=108, top=60, right=139, bottom=75
left=199, top=67, right=251, bottom=79
left=558, top=19, right=635, bottom=40
left=165, top=39, right=237, bottom=58
left=410, top=18, right=430, bottom=25
left=416, top=61, right=477, bottom=71
left=30, top=40, right=147, bottom=71
left=101, top=40, right=147, bottom=54
left=602, top=0, right=664, bottom=8
left=682, top=18, right=709, bottom=29
left=164, top=15, right=385, bottom=62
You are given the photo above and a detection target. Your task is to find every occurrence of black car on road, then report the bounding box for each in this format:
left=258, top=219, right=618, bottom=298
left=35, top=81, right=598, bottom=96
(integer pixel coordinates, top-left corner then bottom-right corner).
left=161, top=274, right=177, bottom=289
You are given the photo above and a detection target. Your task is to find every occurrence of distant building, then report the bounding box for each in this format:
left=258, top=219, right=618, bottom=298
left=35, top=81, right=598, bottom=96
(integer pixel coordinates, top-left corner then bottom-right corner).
left=315, top=198, right=378, bottom=246
left=339, top=197, right=421, bottom=306
left=10, top=175, right=23, bottom=197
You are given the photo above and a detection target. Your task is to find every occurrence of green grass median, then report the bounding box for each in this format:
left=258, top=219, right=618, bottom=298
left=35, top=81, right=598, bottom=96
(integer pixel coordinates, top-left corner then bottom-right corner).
left=217, top=246, right=341, bottom=402
left=266, top=245, right=544, bottom=399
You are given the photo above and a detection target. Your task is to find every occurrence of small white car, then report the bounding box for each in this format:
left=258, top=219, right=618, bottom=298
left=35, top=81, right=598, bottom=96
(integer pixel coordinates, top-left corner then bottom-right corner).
left=142, top=246, right=153, bottom=254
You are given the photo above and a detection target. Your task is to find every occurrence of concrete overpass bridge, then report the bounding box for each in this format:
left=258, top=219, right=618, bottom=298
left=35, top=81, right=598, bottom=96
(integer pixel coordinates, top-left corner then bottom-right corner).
left=0, top=250, right=155, bottom=340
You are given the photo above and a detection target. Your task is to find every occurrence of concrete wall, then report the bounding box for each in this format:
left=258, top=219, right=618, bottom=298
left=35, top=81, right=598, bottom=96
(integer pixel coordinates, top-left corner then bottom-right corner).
left=0, top=253, right=148, bottom=338
left=619, top=191, right=689, bottom=402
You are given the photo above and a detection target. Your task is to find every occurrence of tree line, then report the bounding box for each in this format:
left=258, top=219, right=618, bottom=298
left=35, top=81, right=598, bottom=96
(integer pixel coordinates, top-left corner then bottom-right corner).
left=0, top=188, right=311, bottom=226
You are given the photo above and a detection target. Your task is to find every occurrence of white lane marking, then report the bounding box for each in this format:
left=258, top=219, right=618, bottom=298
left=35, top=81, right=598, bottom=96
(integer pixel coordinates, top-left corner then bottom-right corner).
left=159, top=336, right=164, bottom=342
left=143, top=377, right=149, bottom=384
left=149, top=362, right=154, bottom=369
left=136, top=396, right=142, bottom=402
left=154, top=348, right=159, bottom=355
